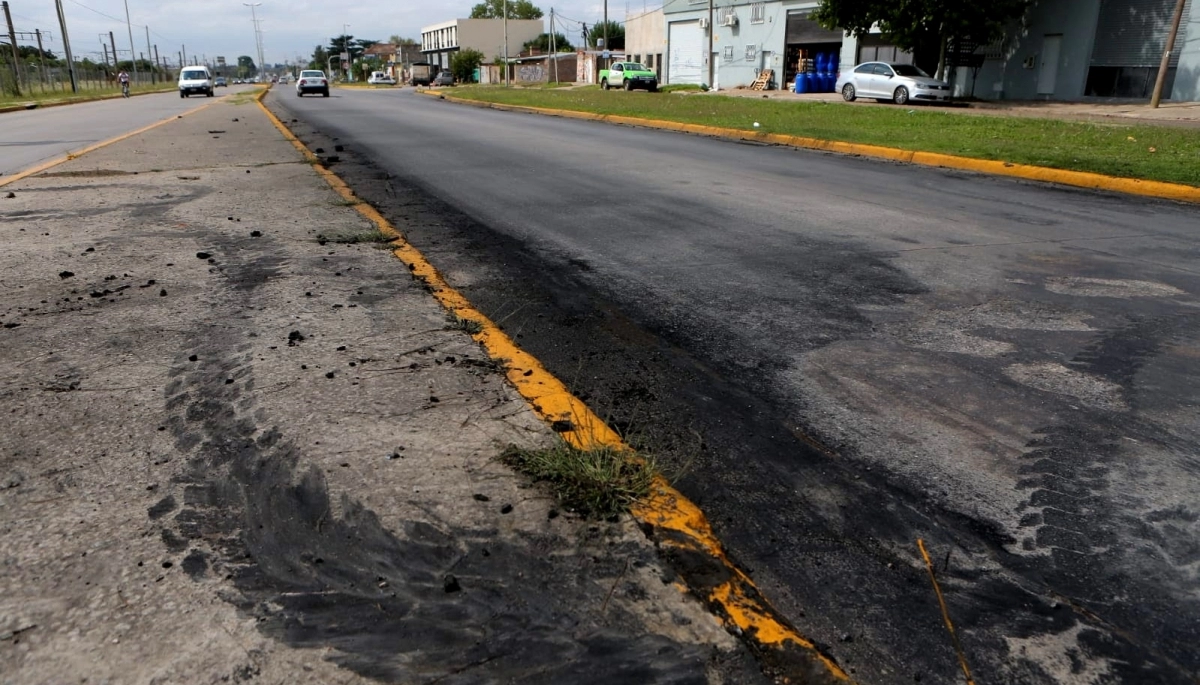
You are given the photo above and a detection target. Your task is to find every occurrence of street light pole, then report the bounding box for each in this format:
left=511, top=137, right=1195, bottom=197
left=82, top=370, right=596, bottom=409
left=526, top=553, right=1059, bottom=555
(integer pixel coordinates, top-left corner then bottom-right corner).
left=243, top=3, right=262, bottom=80
left=343, top=23, right=351, bottom=81
left=706, top=0, right=714, bottom=89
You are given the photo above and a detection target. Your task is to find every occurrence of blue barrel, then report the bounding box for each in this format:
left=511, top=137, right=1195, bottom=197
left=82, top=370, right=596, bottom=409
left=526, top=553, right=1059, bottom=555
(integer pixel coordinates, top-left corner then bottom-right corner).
left=827, top=54, right=839, bottom=73
left=794, top=73, right=808, bottom=94
left=814, top=73, right=827, bottom=92
left=815, top=52, right=827, bottom=73
left=823, top=73, right=835, bottom=92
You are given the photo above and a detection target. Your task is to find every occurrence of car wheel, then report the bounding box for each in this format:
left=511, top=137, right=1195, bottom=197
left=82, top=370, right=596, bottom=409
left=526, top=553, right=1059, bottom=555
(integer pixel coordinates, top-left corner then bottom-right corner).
left=841, top=83, right=856, bottom=102
left=601, top=79, right=609, bottom=90
left=893, top=86, right=909, bottom=105
left=624, top=80, right=633, bottom=91
left=179, top=92, right=185, bottom=98
left=649, top=84, right=658, bottom=93
left=322, top=90, right=329, bottom=97
left=297, top=91, right=303, bottom=97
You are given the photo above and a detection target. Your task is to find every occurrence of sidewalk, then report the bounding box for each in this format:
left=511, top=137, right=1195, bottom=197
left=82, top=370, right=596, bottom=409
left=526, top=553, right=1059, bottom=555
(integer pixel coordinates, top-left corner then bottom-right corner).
left=714, top=88, right=1200, bottom=128
left=0, top=97, right=764, bottom=683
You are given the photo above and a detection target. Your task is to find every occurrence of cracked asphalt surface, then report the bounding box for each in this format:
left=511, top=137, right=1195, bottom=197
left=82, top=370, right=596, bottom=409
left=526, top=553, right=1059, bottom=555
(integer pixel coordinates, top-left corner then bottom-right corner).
left=0, top=94, right=765, bottom=684
left=265, top=86, right=1200, bottom=685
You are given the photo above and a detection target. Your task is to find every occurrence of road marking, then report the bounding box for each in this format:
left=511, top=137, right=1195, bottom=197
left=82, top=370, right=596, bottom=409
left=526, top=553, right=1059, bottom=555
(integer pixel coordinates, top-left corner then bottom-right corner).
left=0, top=96, right=229, bottom=188
left=256, top=88, right=851, bottom=683
left=424, top=91, right=1200, bottom=205
left=918, top=539, right=977, bottom=685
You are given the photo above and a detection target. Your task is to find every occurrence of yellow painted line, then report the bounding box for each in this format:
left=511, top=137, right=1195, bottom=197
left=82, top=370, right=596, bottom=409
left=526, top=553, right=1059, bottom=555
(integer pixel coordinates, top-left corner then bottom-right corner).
left=918, top=539, right=976, bottom=685
left=255, top=88, right=850, bottom=682
left=423, top=91, right=1200, bottom=204
left=0, top=95, right=226, bottom=188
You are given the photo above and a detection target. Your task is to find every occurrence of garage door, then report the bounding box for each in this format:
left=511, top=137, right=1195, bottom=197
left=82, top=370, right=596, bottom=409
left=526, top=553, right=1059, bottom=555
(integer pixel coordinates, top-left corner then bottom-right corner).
left=669, top=20, right=704, bottom=85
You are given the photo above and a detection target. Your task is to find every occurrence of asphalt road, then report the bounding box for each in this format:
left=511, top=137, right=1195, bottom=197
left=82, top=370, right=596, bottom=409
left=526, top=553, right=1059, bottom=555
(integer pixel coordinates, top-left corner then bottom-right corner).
left=265, top=87, right=1200, bottom=685
left=0, top=85, right=254, bottom=178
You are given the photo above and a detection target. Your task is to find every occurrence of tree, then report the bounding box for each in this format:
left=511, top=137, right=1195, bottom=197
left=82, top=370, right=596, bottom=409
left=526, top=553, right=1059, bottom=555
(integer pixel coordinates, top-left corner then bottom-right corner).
left=451, top=48, right=485, bottom=83
left=309, top=45, right=329, bottom=70
left=470, top=0, right=543, bottom=19
left=523, top=32, right=574, bottom=53
left=813, top=0, right=1030, bottom=78
left=389, top=35, right=419, bottom=46
left=586, top=21, right=624, bottom=50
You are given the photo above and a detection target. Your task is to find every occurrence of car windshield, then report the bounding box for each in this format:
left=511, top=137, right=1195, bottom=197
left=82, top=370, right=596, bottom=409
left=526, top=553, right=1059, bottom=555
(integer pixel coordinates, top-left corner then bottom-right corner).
left=625, top=63, right=648, bottom=71
left=891, top=64, right=930, bottom=78
left=300, top=71, right=324, bottom=78
left=181, top=70, right=206, bottom=79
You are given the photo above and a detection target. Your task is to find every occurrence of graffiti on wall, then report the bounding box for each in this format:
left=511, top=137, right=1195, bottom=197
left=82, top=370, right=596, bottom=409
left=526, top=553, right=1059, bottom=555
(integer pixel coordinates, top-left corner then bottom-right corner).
left=518, top=64, right=546, bottom=82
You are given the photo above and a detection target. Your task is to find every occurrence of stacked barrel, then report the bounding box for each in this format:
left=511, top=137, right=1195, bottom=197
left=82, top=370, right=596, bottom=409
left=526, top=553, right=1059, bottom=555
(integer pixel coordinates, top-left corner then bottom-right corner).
left=794, top=51, right=840, bottom=94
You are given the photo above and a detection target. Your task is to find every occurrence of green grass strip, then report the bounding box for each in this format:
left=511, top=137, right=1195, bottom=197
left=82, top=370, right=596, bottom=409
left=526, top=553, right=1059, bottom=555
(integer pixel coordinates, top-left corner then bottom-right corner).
left=449, top=86, right=1200, bottom=187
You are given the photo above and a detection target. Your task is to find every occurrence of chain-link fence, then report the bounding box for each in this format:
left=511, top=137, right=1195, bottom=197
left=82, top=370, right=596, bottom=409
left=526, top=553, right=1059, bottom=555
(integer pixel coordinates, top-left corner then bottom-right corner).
left=0, top=55, right=172, bottom=98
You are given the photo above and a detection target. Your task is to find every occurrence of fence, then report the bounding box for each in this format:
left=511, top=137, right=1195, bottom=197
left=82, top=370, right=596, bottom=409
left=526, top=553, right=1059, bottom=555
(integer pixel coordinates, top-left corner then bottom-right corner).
left=0, top=56, right=172, bottom=98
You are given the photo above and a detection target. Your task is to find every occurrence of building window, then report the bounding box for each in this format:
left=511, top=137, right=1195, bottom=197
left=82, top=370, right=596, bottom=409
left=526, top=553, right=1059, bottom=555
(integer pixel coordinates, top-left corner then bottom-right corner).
left=723, top=45, right=734, bottom=62
left=751, top=3, right=766, bottom=24
left=745, top=44, right=757, bottom=61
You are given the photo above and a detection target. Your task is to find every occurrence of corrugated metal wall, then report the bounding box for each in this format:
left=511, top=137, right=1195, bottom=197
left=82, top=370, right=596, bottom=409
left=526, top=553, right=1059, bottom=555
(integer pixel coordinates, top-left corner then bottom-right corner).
left=1091, top=0, right=1192, bottom=66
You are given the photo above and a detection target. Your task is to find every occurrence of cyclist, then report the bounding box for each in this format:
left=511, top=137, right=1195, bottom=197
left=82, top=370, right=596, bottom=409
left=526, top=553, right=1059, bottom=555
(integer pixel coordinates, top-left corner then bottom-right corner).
left=118, top=70, right=130, bottom=97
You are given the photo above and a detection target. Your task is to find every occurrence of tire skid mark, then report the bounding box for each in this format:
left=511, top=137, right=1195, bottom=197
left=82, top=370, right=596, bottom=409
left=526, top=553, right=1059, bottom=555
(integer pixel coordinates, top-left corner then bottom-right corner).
left=156, top=234, right=721, bottom=683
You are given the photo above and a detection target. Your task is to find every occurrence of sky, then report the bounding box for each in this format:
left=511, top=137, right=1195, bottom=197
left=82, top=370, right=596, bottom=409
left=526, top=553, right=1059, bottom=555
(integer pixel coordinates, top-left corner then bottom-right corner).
left=6, top=0, right=660, bottom=67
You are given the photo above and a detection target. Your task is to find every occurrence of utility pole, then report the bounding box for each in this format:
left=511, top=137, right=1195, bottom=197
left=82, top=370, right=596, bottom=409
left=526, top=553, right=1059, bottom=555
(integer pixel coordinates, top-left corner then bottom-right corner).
left=182, top=43, right=186, bottom=65
left=54, top=0, right=77, bottom=91
left=603, top=0, right=608, bottom=71
left=503, top=0, right=508, bottom=86
left=550, top=7, right=558, bottom=83
left=122, top=0, right=138, bottom=84
left=144, top=25, right=154, bottom=83
left=35, top=29, right=47, bottom=85
left=102, top=43, right=109, bottom=66
left=1150, top=0, right=1187, bottom=107
left=245, top=4, right=263, bottom=81
left=109, top=32, right=117, bottom=74
left=706, top=0, right=714, bottom=89
left=2, top=1, right=21, bottom=95
left=154, top=44, right=161, bottom=79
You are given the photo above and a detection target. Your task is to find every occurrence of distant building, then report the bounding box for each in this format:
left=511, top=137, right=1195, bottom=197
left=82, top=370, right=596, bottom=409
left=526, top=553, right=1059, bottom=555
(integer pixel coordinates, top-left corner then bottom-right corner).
left=420, top=18, right=545, bottom=70
left=657, top=0, right=1200, bottom=101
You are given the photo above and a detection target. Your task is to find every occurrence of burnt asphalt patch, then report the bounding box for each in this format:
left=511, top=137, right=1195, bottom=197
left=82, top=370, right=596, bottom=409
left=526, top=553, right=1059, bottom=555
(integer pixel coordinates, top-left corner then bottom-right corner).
left=266, top=91, right=1200, bottom=684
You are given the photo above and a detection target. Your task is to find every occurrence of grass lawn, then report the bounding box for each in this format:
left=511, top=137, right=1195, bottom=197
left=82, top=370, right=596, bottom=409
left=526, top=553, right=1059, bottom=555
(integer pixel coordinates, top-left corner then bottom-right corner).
left=448, top=87, right=1200, bottom=187
left=0, top=83, right=177, bottom=109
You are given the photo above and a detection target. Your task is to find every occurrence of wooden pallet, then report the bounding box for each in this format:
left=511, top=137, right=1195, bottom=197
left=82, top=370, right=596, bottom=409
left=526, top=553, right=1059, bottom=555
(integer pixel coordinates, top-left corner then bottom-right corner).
left=751, top=69, right=773, bottom=91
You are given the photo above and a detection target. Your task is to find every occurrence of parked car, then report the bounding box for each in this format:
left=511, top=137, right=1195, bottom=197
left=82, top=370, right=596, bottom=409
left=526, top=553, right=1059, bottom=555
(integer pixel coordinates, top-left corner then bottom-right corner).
left=367, top=71, right=396, bottom=85
left=432, top=70, right=454, bottom=86
left=409, top=62, right=434, bottom=86
left=600, top=62, right=658, bottom=92
left=836, top=62, right=952, bottom=105
left=296, top=70, right=330, bottom=97
left=214, top=77, right=227, bottom=87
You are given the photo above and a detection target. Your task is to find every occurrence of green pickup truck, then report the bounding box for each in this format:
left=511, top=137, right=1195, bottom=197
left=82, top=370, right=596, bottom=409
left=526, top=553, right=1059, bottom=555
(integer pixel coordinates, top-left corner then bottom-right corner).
left=600, top=62, right=659, bottom=92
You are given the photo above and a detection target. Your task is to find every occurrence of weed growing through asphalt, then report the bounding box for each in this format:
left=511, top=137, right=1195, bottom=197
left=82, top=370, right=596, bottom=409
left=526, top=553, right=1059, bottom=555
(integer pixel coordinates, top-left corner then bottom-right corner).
left=317, top=229, right=396, bottom=245
left=445, top=313, right=484, bottom=335
left=500, top=441, right=655, bottom=519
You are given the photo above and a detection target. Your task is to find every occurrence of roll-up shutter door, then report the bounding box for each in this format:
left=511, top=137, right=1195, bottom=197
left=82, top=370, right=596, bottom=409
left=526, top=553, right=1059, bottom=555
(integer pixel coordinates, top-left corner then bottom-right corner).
left=786, top=11, right=844, bottom=44
left=668, top=20, right=704, bottom=84
left=1091, top=0, right=1192, bottom=67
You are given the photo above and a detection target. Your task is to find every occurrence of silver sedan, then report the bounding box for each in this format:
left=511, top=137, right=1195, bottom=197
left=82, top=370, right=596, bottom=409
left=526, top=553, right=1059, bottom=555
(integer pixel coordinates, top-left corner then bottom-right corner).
left=836, top=62, right=952, bottom=105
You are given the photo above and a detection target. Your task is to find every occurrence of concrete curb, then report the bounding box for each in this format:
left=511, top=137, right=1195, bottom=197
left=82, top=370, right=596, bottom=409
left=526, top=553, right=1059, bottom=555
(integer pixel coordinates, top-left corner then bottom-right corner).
left=422, top=90, right=1200, bottom=204
left=257, top=88, right=851, bottom=683
left=0, top=86, right=178, bottom=115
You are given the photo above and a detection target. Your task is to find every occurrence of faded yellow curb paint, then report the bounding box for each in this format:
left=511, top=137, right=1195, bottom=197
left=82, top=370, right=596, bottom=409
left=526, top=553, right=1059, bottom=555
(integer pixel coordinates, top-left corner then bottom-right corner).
left=0, top=94, right=229, bottom=188
left=256, top=88, right=850, bottom=683
left=424, top=91, right=1200, bottom=204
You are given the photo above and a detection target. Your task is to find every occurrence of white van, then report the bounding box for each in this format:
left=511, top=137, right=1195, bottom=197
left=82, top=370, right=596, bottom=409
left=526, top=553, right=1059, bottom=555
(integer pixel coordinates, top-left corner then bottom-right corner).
left=179, top=66, right=214, bottom=98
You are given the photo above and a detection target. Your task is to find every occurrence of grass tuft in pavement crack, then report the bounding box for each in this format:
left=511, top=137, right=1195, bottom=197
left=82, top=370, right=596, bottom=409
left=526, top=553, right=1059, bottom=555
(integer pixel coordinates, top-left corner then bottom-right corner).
left=317, top=229, right=397, bottom=245
left=499, top=442, right=655, bottom=519
left=445, top=313, right=484, bottom=335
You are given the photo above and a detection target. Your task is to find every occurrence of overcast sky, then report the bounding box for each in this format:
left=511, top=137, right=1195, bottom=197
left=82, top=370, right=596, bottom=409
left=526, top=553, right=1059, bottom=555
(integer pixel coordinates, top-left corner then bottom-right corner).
left=8, top=0, right=661, bottom=67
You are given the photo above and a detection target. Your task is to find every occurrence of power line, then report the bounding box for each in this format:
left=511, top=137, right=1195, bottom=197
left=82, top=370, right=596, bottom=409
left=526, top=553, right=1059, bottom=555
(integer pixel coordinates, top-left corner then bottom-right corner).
left=62, top=0, right=174, bottom=42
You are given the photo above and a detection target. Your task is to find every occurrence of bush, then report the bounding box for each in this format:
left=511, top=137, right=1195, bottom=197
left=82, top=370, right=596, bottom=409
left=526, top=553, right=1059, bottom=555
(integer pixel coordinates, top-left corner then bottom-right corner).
left=451, top=49, right=485, bottom=84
